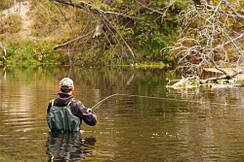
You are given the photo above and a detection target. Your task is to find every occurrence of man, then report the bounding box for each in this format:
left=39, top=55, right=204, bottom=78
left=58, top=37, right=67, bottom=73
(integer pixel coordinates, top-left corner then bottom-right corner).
left=47, top=77, right=97, bottom=133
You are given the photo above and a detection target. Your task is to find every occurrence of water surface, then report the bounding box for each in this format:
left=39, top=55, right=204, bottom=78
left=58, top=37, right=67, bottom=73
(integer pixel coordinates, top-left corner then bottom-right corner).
left=1, top=66, right=244, bottom=161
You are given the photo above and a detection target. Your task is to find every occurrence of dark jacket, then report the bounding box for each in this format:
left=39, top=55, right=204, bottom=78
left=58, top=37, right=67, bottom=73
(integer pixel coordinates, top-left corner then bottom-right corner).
left=47, top=92, right=97, bottom=126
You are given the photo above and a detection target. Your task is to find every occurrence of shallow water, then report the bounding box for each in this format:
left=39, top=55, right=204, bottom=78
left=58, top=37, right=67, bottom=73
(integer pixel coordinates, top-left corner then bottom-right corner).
left=1, top=66, right=244, bottom=161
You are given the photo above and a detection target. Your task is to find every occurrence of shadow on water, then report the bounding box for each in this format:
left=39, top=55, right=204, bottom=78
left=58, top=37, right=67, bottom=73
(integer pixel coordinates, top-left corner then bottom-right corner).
left=46, top=133, right=96, bottom=161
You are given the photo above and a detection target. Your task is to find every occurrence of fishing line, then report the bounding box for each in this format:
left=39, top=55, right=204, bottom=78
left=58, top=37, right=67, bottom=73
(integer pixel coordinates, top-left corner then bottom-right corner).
left=91, top=93, right=242, bottom=111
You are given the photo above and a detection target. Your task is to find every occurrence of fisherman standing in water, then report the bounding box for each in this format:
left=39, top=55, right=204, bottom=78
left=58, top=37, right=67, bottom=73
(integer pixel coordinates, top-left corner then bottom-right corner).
left=46, top=77, right=97, bottom=133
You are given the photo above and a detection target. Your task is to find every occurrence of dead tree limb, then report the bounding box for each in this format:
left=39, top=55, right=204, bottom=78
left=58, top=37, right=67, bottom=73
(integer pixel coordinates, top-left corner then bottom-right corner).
left=168, top=0, right=244, bottom=77
left=54, top=30, right=94, bottom=50
left=204, top=68, right=244, bottom=83
left=52, top=0, right=88, bottom=11
left=207, top=55, right=230, bottom=76
left=54, top=2, right=74, bottom=33
left=99, top=12, right=135, bottom=57
left=206, top=2, right=244, bottom=21
left=136, top=0, right=164, bottom=15
left=102, top=11, right=137, bottom=20
left=222, top=0, right=244, bottom=21
left=214, top=33, right=244, bottom=50
left=52, top=0, right=136, bottom=58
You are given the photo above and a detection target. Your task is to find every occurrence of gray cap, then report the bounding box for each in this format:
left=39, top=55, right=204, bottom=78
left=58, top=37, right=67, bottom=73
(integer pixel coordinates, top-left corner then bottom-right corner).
left=60, top=77, right=74, bottom=89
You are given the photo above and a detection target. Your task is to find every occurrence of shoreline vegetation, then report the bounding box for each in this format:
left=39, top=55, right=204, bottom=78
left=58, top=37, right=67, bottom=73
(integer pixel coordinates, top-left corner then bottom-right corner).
left=0, top=0, right=243, bottom=87
left=0, top=0, right=190, bottom=67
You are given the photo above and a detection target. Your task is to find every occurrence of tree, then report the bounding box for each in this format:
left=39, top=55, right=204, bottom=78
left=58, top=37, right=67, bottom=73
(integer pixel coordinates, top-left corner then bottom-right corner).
left=52, top=0, right=136, bottom=59
left=50, top=0, right=190, bottom=65
left=167, top=0, right=244, bottom=81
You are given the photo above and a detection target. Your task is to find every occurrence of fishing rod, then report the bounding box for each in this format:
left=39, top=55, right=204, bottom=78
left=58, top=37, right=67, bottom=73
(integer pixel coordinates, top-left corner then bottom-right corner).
left=91, top=93, right=243, bottom=111
left=91, top=93, right=183, bottom=111
left=91, top=93, right=119, bottom=111
left=91, top=73, right=134, bottom=111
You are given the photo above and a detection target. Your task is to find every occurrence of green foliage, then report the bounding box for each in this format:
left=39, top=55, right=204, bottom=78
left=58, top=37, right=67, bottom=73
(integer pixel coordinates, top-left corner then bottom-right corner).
left=69, top=0, right=191, bottom=66
left=108, top=0, right=191, bottom=64
left=134, top=1, right=189, bottom=61
left=0, top=0, right=193, bottom=68
left=4, top=37, right=61, bottom=66
left=73, top=46, right=102, bottom=66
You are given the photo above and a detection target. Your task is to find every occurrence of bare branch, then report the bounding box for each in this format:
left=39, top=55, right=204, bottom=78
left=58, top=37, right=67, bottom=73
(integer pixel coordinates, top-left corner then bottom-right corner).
left=222, top=0, right=244, bottom=21
left=100, top=12, right=135, bottom=57
left=102, top=11, right=137, bottom=20
left=169, top=0, right=244, bottom=77
left=223, top=32, right=244, bottom=59
left=54, top=2, right=74, bottom=33
left=214, top=33, right=244, bottom=49
left=206, top=3, right=244, bottom=21
left=206, top=55, right=230, bottom=76
left=205, top=68, right=244, bottom=83
left=207, top=0, right=222, bottom=21
left=54, top=30, right=94, bottom=50
left=52, top=0, right=136, bottom=58
left=136, top=0, right=164, bottom=15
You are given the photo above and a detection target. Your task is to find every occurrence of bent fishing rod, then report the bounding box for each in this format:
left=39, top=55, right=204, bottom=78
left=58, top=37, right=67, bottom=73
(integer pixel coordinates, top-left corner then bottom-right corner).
left=91, top=93, right=119, bottom=111
left=90, top=74, right=136, bottom=111
left=91, top=93, right=175, bottom=111
left=91, top=93, right=241, bottom=111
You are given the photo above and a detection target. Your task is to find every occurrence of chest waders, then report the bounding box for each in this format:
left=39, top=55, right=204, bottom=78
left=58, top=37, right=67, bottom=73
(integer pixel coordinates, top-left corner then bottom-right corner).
left=46, top=100, right=81, bottom=133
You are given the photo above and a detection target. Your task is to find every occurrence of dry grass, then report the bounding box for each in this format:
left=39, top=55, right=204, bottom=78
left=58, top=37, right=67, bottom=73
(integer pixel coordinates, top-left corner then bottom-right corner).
left=0, top=14, right=22, bottom=34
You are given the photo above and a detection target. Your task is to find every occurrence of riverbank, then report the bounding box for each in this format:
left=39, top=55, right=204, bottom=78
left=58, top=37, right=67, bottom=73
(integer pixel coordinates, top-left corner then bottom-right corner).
left=0, top=0, right=243, bottom=75
left=0, top=0, right=182, bottom=67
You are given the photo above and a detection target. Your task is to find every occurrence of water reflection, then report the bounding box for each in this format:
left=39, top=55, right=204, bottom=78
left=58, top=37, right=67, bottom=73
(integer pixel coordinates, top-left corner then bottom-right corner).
left=46, top=133, right=96, bottom=161
left=3, top=66, right=244, bottom=161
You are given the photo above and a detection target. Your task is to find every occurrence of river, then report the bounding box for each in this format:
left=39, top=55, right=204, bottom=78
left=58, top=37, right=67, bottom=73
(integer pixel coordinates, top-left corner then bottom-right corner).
left=1, top=66, right=244, bottom=161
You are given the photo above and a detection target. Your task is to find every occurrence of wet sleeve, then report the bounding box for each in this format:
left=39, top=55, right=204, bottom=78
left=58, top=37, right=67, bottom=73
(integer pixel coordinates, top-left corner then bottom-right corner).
left=73, top=101, right=97, bottom=126
left=47, top=100, right=52, bottom=113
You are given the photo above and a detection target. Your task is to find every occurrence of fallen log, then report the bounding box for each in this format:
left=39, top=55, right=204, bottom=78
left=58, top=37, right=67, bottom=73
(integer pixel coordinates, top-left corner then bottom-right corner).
left=167, top=68, right=244, bottom=89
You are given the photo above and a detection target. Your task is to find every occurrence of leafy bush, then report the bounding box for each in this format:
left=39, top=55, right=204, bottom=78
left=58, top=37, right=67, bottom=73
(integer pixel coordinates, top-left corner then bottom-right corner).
left=5, top=37, right=61, bottom=66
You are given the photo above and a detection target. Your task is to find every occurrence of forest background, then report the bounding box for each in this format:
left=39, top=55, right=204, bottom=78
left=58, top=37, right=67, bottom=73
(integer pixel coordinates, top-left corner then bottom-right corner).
left=0, top=0, right=243, bottom=77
